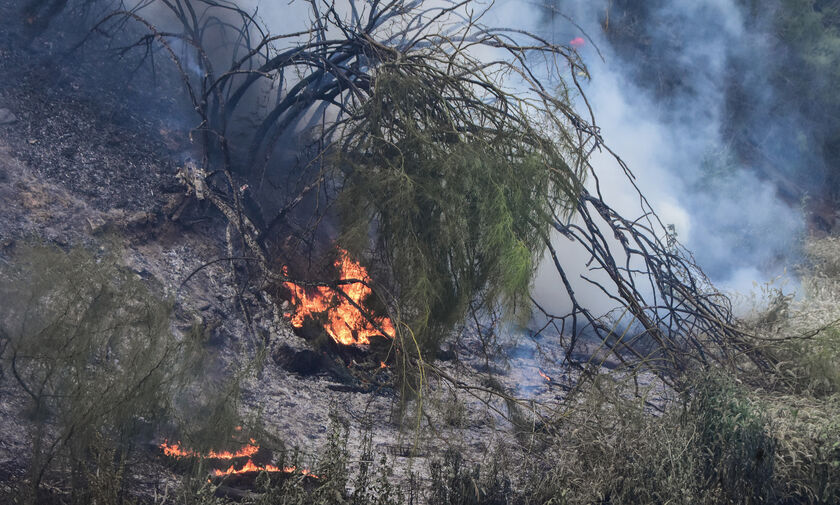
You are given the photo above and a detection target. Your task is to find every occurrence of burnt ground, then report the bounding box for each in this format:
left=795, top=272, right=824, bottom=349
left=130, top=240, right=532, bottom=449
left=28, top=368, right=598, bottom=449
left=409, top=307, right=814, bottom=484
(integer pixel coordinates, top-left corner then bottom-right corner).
left=0, top=4, right=632, bottom=501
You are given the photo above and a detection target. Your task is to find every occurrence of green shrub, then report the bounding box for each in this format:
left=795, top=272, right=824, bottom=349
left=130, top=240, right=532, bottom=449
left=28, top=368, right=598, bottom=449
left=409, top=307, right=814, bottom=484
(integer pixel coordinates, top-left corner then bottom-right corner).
left=0, top=243, right=205, bottom=504
left=337, top=64, right=584, bottom=356
left=513, top=374, right=777, bottom=505
left=427, top=448, right=513, bottom=505
left=687, top=375, right=776, bottom=504
left=766, top=328, right=840, bottom=397
left=741, top=236, right=840, bottom=397
left=768, top=395, right=840, bottom=504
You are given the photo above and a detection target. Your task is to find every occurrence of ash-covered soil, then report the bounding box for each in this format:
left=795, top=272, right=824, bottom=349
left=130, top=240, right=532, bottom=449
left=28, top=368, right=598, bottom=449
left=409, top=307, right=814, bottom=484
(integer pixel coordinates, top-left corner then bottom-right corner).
left=0, top=5, right=191, bottom=215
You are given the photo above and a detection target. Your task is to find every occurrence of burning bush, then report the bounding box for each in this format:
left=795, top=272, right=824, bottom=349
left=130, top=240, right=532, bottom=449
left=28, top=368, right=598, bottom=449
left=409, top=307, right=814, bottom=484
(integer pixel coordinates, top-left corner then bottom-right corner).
left=75, top=0, right=766, bottom=395
left=282, top=249, right=395, bottom=347
left=80, top=0, right=600, bottom=367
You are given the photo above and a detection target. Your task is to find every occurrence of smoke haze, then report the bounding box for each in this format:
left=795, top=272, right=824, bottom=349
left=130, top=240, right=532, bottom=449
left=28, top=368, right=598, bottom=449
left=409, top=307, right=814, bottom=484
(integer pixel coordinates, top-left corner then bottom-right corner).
left=560, top=1, right=803, bottom=284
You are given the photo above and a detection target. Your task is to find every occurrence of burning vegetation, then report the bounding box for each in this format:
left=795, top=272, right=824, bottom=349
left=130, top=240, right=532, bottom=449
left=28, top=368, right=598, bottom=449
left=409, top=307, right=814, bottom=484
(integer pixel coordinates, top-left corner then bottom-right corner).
left=282, top=249, right=395, bottom=346
left=160, top=441, right=259, bottom=460
left=160, top=441, right=318, bottom=479
left=5, top=0, right=840, bottom=504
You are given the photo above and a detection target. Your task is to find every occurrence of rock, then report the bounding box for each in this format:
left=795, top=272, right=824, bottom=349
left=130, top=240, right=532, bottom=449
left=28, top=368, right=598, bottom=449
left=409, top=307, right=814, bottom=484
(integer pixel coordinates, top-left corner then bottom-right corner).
left=86, top=215, right=107, bottom=234
left=0, top=109, right=17, bottom=125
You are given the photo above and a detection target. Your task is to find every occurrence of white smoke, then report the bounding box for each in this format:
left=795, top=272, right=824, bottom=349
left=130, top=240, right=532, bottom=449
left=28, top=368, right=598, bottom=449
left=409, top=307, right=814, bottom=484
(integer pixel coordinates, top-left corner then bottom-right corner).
left=528, top=0, right=804, bottom=309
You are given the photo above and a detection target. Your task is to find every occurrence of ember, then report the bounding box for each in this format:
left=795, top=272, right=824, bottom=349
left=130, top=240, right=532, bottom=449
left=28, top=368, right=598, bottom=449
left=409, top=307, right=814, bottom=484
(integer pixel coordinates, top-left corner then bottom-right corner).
left=283, top=249, right=395, bottom=346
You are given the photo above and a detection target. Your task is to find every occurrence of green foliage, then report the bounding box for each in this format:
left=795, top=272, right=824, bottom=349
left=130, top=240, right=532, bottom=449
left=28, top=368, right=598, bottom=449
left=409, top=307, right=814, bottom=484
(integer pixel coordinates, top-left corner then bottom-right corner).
left=337, top=64, right=584, bottom=355
left=0, top=243, right=205, bottom=504
left=514, top=374, right=776, bottom=505
left=521, top=381, right=693, bottom=504
left=767, top=327, right=840, bottom=396
left=746, top=236, right=840, bottom=397
left=428, top=449, right=512, bottom=505
left=687, top=375, right=776, bottom=503
left=351, top=426, right=403, bottom=505
left=151, top=378, right=840, bottom=505
left=767, top=395, right=840, bottom=504
left=773, top=0, right=840, bottom=108
left=738, top=0, right=840, bottom=195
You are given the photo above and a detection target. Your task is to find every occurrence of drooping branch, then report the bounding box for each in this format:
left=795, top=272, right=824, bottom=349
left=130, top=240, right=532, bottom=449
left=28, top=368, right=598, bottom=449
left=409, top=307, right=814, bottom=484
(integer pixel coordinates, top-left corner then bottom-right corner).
left=81, top=0, right=772, bottom=396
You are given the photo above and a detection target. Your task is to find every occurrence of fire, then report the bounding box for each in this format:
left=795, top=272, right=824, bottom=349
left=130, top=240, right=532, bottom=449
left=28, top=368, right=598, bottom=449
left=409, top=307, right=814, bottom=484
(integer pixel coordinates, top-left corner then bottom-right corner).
left=160, top=440, right=258, bottom=460
left=212, top=462, right=319, bottom=478
left=380, top=361, right=388, bottom=369
left=213, top=460, right=281, bottom=476
left=538, top=369, right=552, bottom=382
left=160, top=440, right=318, bottom=478
left=283, top=249, right=395, bottom=346
left=284, top=466, right=318, bottom=478
left=207, top=445, right=259, bottom=459
left=570, top=37, right=585, bottom=48
left=160, top=441, right=198, bottom=458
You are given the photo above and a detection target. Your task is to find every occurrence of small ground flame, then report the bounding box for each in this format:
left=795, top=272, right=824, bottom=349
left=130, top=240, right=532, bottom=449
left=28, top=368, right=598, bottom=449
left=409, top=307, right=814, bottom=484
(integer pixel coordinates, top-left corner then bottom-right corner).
left=213, top=460, right=282, bottom=476
left=160, top=440, right=258, bottom=460
left=213, top=462, right=318, bottom=478
left=570, top=36, right=585, bottom=48
left=283, top=249, right=395, bottom=346
left=160, top=441, right=318, bottom=478
left=538, top=369, right=552, bottom=382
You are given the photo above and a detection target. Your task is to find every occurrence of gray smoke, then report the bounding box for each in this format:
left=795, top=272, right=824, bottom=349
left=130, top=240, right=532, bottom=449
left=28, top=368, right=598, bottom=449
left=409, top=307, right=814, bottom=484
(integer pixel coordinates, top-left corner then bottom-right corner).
left=530, top=0, right=805, bottom=302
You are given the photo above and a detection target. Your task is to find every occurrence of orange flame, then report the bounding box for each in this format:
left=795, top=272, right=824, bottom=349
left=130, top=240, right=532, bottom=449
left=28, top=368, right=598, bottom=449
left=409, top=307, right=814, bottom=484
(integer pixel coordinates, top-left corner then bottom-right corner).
left=160, top=441, right=197, bottom=459
left=160, top=441, right=258, bottom=460
left=207, top=445, right=259, bottom=460
left=213, top=460, right=282, bottom=476
left=380, top=361, right=388, bottom=369
left=538, top=369, right=552, bottom=382
left=161, top=441, right=318, bottom=478
left=283, top=249, right=395, bottom=346
left=212, top=462, right=319, bottom=477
